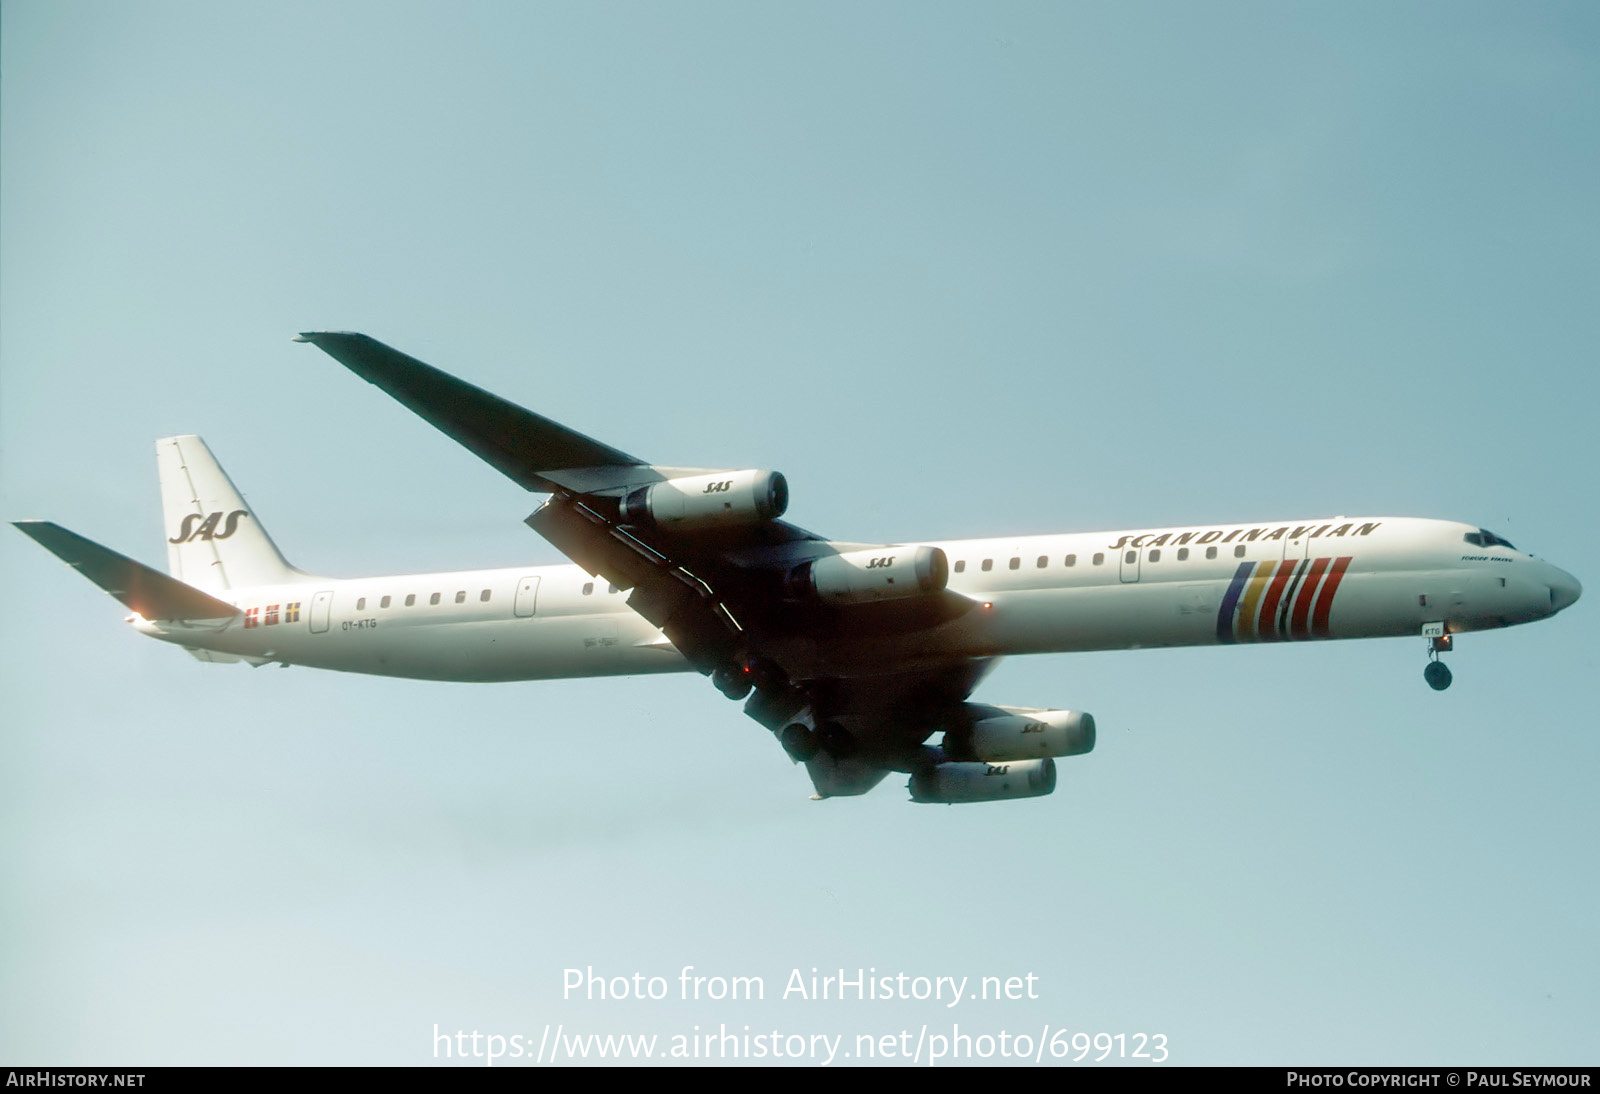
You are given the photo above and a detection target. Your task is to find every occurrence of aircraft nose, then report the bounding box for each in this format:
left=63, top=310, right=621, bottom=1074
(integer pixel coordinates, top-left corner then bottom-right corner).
left=1548, top=568, right=1582, bottom=613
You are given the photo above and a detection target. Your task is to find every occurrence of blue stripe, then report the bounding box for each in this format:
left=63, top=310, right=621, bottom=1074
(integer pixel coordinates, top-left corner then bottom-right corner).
left=1216, top=562, right=1253, bottom=644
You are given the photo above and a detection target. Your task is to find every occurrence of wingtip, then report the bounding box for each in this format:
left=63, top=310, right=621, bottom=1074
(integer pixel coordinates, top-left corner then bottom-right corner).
left=294, top=330, right=365, bottom=344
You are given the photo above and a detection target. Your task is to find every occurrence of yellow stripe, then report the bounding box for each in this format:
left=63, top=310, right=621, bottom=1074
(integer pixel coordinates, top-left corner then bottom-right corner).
left=1236, top=562, right=1276, bottom=640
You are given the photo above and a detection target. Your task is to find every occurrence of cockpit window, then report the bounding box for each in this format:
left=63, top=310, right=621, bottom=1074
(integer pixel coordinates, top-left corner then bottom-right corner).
left=1464, top=529, right=1517, bottom=550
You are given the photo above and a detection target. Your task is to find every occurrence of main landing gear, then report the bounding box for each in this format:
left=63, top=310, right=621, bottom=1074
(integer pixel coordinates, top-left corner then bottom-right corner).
left=712, top=654, right=856, bottom=762
left=780, top=723, right=820, bottom=762
left=712, top=656, right=789, bottom=701
left=711, top=664, right=753, bottom=700
left=779, top=721, right=854, bottom=761
left=1424, top=635, right=1453, bottom=691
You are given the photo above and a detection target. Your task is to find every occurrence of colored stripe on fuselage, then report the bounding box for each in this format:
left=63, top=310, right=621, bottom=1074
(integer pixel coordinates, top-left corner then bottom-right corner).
left=1216, top=555, right=1355, bottom=642
left=1310, top=556, right=1353, bottom=637
left=1216, top=563, right=1252, bottom=644
left=1288, top=557, right=1331, bottom=638
left=1275, top=559, right=1311, bottom=637
left=1256, top=560, right=1300, bottom=641
left=1236, top=563, right=1277, bottom=641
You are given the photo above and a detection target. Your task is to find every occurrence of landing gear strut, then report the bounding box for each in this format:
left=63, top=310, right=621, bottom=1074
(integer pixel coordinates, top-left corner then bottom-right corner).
left=1424, top=635, right=1453, bottom=691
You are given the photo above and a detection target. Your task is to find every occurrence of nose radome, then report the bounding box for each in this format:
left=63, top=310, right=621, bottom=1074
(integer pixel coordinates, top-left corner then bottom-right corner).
left=1549, top=568, right=1582, bottom=613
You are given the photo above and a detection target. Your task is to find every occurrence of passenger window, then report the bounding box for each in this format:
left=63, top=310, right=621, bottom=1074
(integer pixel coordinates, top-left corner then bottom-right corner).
left=1234, top=545, right=1246, bottom=558
left=1206, top=546, right=1217, bottom=560
left=608, top=583, right=618, bottom=594
left=480, top=589, right=491, bottom=602
left=405, top=594, right=416, bottom=607
left=981, top=559, right=993, bottom=572
left=1148, top=549, right=1160, bottom=562
left=430, top=592, right=440, bottom=606
left=954, top=560, right=966, bottom=573
left=356, top=597, right=366, bottom=610
left=1125, top=551, right=1136, bottom=564
left=455, top=591, right=466, bottom=604
left=380, top=595, right=391, bottom=608
left=1065, top=554, right=1077, bottom=567
left=1093, top=553, right=1104, bottom=565
left=1177, top=548, right=1189, bottom=561
left=1036, top=555, right=1048, bottom=569
left=1009, top=557, right=1020, bottom=571
left=582, top=582, right=594, bottom=595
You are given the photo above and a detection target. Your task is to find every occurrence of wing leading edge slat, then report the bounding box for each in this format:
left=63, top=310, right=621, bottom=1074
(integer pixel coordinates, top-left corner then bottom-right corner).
left=296, top=331, right=657, bottom=493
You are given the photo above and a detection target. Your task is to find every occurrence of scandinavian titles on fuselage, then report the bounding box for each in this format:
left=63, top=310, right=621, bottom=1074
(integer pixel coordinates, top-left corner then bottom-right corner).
left=1105, top=521, right=1382, bottom=551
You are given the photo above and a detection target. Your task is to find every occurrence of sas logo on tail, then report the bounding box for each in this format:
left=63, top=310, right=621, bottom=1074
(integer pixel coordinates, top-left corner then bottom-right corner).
left=169, top=509, right=250, bottom=544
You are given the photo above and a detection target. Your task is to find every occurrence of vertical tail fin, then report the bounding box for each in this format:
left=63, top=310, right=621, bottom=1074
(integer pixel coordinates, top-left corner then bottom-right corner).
left=157, top=435, right=301, bottom=591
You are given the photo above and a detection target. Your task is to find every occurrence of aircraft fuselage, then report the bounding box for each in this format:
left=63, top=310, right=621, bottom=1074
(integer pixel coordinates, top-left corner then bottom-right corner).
left=136, top=515, right=1579, bottom=683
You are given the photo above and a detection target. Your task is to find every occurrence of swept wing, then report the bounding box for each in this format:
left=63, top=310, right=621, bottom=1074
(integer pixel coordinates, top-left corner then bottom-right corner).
left=299, top=332, right=987, bottom=797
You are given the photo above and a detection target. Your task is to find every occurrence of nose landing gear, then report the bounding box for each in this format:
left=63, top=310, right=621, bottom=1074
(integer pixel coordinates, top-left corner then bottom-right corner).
left=1424, top=634, right=1453, bottom=691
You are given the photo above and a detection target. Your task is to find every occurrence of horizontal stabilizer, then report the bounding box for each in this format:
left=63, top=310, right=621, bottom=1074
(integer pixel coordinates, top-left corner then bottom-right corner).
left=14, top=521, right=240, bottom=621
left=296, top=331, right=663, bottom=493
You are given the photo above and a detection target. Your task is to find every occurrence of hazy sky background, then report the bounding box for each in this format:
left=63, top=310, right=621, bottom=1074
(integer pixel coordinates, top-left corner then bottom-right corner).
left=3, top=1, right=1596, bottom=1066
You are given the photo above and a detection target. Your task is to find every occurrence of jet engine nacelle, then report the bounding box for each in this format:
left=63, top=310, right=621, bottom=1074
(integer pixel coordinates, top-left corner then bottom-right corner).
left=908, top=758, right=1057, bottom=804
left=621, top=470, right=788, bottom=530
left=943, top=705, right=1096, bottom=763
left=792, top=545, right=949, bottom=604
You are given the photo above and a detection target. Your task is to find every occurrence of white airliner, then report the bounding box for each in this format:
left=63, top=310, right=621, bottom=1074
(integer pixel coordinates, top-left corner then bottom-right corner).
left=14, top=333, right=1582, bottom=804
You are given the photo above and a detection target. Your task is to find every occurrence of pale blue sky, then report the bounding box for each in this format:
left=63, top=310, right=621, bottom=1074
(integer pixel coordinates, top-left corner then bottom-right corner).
left=2, top=1, right=1596, bottom=1065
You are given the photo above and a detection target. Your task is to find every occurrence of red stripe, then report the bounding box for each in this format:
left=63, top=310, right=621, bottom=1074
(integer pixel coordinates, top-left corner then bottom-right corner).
left=1274, top=559, right=1311, bottom=637
left=1289, top=557, right=1331, bottom=638
left=1255, top=561, right=1301, bottom=642
left=1310, top=556, right=1354, bottom=637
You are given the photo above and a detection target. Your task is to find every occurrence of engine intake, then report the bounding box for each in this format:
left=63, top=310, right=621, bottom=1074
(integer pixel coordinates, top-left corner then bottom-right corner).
left=943, top=705, right=1096, bottom=762
left=908, top=758, right=1057, bottom=804
left=621, top=470, right=788, bottom=530
left=790, top=545, right=949, bottom=605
